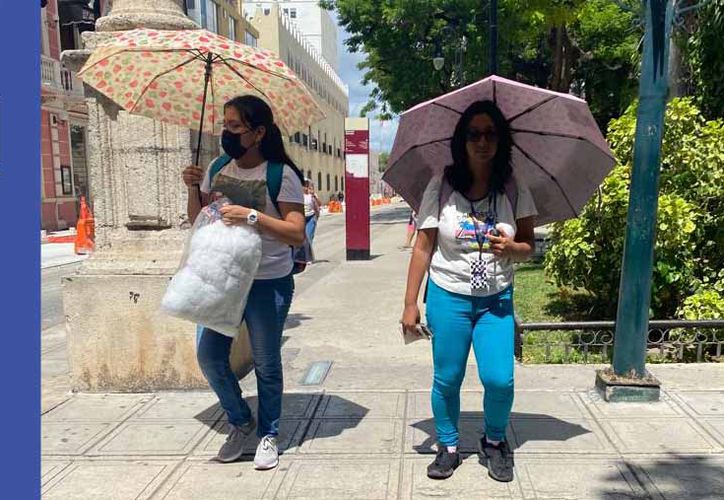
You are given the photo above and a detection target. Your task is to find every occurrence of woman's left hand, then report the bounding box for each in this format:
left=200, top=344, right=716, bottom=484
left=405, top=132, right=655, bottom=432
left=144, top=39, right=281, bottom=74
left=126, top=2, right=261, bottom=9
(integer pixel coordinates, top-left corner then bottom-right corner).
left=487, top=233, right=515, bottom=258
left=219, top=205, right=252, bottom=226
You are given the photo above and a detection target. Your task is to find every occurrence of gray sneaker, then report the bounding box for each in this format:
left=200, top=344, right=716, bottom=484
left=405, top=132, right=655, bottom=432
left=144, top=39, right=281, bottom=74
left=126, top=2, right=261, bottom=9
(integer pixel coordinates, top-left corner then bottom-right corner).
left=254, top=435, right=279, bottom=470
left=215, top=417, right=256, bottom=463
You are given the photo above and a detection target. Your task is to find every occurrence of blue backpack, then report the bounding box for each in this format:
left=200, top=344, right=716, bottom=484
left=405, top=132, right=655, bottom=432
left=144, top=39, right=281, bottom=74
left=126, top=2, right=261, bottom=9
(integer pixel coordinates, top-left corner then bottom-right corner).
left=208, top=154, right=307, bottom=274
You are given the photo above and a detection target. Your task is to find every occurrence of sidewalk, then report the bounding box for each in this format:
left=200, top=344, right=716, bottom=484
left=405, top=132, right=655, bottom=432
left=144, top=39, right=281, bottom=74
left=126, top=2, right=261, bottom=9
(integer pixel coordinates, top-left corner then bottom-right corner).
left=41, top=205, right=724, bottom=499
left=41, top=243, right=87, bottom=269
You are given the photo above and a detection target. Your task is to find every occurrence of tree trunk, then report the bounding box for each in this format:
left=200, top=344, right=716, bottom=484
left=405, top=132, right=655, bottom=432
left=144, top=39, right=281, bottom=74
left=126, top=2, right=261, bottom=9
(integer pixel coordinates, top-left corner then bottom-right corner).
left=550, top=24, right=565, bottom=91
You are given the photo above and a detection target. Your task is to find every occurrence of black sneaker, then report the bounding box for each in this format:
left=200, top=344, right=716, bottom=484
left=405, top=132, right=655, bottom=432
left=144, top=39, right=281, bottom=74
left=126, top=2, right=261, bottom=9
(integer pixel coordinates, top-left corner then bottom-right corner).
left=427, top=446, right=463, bottom=480
left=479, top=436, right=514, bottom=482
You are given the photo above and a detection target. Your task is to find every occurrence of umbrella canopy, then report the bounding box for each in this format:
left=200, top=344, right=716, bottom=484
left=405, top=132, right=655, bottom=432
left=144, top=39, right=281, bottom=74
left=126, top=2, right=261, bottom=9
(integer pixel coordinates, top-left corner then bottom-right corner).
left=384, top=75, right=616, bottom=226
left=77, top=28, right=325, bottom=138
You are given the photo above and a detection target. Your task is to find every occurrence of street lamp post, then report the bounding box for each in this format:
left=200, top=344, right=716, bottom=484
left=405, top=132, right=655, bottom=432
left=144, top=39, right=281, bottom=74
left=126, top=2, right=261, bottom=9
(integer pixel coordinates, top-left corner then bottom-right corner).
left=432, top=26, right=466, bottom=87
left=596, top=0, right=684, bottom=402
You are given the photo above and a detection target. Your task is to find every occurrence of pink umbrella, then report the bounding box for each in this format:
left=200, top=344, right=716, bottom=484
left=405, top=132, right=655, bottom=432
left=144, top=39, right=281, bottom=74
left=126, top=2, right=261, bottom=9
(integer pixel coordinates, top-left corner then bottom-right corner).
left=383, top=75, right=616, bottom=226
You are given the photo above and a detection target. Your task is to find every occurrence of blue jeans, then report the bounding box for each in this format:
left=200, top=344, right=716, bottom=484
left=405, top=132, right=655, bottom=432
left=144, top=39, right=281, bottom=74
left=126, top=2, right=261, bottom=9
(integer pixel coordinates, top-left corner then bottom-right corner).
left=426, top=279, right=515, bottom=445
left=305, top=215, right=318, bottom=243
left=196, top=274, right=294, bottom=437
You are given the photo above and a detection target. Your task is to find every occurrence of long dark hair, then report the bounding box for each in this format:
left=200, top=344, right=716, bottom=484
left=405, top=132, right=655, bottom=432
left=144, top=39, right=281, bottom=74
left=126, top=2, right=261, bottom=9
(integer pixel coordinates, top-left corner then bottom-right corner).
left=224, top=95, right=304, bottom=184
left=445, top=100, right=513, bottom=196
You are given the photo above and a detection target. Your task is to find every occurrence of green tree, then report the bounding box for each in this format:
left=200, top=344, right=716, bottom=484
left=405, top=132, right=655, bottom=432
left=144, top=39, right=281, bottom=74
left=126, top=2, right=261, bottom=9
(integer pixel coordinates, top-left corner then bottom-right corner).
left=545, top=98, right=724, bottom=320
left=323, top=0, right=641, bottom=126
left=682, top=0, right=724, bottom=118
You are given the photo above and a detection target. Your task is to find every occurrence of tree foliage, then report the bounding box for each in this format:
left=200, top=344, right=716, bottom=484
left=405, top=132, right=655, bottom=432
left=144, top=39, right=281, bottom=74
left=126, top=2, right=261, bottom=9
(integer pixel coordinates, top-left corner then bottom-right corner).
left=544, top=98, right=724, bottom=320
left=322, top=0, right=641, bottom=126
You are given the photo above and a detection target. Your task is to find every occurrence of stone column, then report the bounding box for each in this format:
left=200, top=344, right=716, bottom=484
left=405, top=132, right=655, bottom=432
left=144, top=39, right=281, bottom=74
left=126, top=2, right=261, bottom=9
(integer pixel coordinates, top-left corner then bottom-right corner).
left=61, top=0, right=253, bottom=392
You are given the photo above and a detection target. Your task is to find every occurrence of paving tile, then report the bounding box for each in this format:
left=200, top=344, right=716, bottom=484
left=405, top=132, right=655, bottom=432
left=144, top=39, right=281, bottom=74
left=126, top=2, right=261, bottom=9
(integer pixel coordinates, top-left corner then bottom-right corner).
left=275, top=459, right=401, bottom=499
left=89, top=421, right=211, bottom=456
left=673, top=391, right=724, bottom=417
left=298, top=418, right=403, bottom=454
left=41, top=459, right=71, bottom=485
left=317, top=391, right=405, bottom=419
left=517, top=459, right=646, bottom=499
left=512, top=391, right=589, bottom=419
left=405, top=416, right=514, bottom=454
left=581, top=390, right=685, bottom=418
left=599, top=418, right=719, bottom=454
left=632, top=456, right=724, bottom=500
left=42, top=422, right=115, bottom=456
left=195, top=419, right=308, bottom=457
left=407, top=391, right=484, bottom=419
left=132, top=393, right=222, bottom=422
left=154, top=460, right=285, bottom=500
left=41, top=460, right=177, bottom=500
left=43, top=394, right=150, bottom=421
left=401, top=457, right=522, bottom=499
left=700, top=418, right=724, bottom=447
left=510, top=417, right=614, bottom=454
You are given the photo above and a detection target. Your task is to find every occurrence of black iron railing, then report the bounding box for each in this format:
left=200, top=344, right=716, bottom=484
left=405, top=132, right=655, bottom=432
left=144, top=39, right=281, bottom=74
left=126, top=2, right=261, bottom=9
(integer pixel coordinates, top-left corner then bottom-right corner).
left=515, top=319, right=724, bottom=364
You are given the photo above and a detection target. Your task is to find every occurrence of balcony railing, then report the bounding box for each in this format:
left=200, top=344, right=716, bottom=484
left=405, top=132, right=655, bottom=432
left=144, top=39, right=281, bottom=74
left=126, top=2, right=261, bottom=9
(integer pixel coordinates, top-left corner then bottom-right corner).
left=60, top=67, right=84, bottom=97
left=41, top=54, right=84, bottom=97
left=41, top=55, right=61, bottom=88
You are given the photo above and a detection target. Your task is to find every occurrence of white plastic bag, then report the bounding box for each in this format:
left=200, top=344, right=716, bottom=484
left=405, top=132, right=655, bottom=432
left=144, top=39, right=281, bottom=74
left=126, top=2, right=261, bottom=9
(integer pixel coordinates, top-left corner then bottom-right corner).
left=161, top=197, right=262, bottom=337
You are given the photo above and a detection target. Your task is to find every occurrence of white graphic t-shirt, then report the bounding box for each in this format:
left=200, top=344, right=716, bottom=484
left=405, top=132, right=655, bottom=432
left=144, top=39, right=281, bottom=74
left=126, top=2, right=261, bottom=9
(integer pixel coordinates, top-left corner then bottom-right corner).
left=200, top=159, right=304, bottom=280
left=417, top=174, right=538, bottom=296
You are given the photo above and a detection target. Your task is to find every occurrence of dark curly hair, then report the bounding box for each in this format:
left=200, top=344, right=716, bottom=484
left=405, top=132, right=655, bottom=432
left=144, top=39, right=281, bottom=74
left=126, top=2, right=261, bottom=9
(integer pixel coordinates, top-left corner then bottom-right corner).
left=444, top=100, right=513, bottom=196
left=224, top=95, right=304, bottom=184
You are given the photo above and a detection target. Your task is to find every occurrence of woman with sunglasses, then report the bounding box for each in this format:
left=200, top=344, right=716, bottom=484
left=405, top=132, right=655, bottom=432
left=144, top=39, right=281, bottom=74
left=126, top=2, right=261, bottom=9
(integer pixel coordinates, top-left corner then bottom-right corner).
left=182, top=95, right=305, bottom=471
left=401, top=100, right=537, bottom=482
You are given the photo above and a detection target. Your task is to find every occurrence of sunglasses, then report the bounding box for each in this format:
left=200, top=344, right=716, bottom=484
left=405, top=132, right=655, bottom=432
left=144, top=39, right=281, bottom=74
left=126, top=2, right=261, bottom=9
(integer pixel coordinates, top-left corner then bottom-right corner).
left=466, top=129, right=499, bottom=143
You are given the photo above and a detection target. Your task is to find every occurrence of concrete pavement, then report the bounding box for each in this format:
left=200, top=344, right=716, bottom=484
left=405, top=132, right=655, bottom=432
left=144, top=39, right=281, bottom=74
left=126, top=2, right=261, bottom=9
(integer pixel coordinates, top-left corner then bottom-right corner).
left=41, top=203, right=724, bottom=499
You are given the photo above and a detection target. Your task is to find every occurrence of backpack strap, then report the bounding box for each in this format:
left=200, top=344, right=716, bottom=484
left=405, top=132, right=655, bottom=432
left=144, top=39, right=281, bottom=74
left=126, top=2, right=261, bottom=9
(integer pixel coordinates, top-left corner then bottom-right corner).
left=266, top=161, right=284, bottom=214
left=208, top=154, right=232, bottom=185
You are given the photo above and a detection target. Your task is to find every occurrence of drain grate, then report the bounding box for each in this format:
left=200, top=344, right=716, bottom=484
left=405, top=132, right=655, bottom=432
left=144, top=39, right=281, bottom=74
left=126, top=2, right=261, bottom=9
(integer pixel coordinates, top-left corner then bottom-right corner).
left=300, top=361, right=333, bottom=385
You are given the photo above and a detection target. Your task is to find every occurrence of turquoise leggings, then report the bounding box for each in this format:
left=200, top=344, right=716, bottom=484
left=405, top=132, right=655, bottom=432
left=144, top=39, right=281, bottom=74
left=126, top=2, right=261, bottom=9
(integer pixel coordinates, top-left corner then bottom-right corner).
left=426, top=279, right=515, bottom=445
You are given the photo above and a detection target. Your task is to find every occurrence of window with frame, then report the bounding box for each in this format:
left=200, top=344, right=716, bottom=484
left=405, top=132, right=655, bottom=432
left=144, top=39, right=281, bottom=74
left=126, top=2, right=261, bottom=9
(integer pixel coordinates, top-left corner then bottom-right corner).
left=205, top=0, right=218, bottom=33
left=318, top=172, right=322, bottom=191
left=302, top=134, right=308, bottom=147
left=335, top=175, right=338, bottom=192
left=228, top=17, right=237, bottom=41
left=326, top=173, right=331, bottom=191
left=245, top=30, right=257, bottom=47
left=290, top=8, right=297, bottom=19
left=294, top=132, right=301, bottom=144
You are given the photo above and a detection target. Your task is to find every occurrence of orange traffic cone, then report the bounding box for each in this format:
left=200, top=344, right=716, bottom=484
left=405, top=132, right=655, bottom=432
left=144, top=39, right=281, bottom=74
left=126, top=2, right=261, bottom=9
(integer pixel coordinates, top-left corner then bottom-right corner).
left=74, top=196, right=94, bottom=255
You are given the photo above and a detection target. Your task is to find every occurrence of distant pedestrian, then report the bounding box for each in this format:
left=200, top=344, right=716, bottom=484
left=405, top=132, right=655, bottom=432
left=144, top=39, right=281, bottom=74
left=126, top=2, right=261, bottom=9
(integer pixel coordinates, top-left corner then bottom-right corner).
left=303, top=179, right=321, bottom=261
left=404, top=210, right=417, bottom=248
left=338, top=191, right=345, bottom=203
left=401, top=100, right=537, bottom=482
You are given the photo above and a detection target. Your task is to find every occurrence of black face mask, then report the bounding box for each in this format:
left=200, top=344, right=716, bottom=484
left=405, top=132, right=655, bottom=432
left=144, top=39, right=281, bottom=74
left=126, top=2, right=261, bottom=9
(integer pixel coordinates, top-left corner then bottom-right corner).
left=221, top=130, right=250, bottom=160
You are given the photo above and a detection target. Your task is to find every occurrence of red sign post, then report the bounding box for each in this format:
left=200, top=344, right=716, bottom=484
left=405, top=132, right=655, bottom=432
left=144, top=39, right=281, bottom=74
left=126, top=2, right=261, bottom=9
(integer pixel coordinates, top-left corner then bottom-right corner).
left=344, top=118, right=370, bottom=260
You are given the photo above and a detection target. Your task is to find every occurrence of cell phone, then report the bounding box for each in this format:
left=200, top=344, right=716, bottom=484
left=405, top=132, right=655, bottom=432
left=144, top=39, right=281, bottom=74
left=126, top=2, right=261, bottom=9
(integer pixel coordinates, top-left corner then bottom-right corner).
left=416, top=324, right=433, bottom=339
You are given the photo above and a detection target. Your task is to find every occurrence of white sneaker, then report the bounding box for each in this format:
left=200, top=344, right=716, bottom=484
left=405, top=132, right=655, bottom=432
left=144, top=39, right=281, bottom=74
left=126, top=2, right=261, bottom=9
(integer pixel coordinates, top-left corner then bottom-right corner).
left=254, top=435, right=279, bottom=470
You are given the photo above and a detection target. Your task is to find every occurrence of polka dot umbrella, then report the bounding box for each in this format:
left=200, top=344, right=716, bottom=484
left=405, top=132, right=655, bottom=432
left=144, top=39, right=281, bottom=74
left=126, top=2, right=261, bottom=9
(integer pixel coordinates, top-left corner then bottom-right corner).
left=384, top=75, right=616, bottom=226
left=77, top=28, right=325, bottom=167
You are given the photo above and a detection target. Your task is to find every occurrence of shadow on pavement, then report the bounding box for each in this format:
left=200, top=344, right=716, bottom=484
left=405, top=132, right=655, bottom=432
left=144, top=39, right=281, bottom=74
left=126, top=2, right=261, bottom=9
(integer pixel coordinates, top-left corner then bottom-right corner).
left=194, top=393, right=369, bottom=456
left=598, top=454, right=724, bottom=499
left=284, top=313, right=313, bottom=331
left=410, top=411, right=591, bottom=454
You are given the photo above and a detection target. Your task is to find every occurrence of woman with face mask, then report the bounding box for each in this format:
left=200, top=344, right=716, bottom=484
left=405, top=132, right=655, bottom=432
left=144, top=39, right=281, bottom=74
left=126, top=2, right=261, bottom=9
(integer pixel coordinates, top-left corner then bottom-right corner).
left=182, top=96, right=306, bottom=471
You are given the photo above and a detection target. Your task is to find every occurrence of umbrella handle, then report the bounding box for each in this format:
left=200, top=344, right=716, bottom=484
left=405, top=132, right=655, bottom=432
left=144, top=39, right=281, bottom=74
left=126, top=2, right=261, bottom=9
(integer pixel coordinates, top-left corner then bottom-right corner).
left=193, top=53, right=214, bottom=206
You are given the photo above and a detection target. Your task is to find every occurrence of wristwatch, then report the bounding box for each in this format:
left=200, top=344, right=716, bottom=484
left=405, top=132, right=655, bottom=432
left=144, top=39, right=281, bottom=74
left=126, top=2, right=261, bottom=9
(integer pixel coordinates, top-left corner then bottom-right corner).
left=246, top=209, right=259, bottom=226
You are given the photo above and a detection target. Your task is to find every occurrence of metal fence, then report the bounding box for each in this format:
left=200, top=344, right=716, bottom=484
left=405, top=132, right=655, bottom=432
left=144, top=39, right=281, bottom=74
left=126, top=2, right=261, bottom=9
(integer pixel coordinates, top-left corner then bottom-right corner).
left=515, top=319, right=724, bottom=364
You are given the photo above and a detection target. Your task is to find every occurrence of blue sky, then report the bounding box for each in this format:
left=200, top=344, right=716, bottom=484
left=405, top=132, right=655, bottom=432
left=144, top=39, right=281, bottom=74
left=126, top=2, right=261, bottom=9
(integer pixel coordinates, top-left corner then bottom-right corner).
left=334, top=15, right=399, bottom=154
